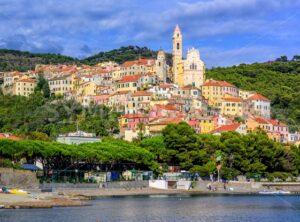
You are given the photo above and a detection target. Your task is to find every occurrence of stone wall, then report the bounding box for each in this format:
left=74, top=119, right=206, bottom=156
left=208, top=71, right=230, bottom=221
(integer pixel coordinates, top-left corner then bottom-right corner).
left=40, top=180, right=149, bottom=190
left=0, top=168, right=39, bottom=189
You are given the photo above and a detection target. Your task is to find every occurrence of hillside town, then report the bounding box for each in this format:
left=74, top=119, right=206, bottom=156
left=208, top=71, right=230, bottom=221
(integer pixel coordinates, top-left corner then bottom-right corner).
left=0, top=25, right=299, bottom=145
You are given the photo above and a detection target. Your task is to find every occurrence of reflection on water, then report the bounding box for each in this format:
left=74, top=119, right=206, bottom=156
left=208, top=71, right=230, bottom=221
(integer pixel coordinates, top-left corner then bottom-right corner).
left=1, top=195, right=300, bottom=222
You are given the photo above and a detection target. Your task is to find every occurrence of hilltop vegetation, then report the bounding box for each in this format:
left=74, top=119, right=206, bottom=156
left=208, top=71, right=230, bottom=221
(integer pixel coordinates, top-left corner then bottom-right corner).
left=0, top=92, right=120, bottom=140
left=82, top=45, right=172, bottom=65
left=0, top=49, right=76, bottom=72
left=207, top=58, right=300, bottom=131
left=0, top=46, right=171, bottom=72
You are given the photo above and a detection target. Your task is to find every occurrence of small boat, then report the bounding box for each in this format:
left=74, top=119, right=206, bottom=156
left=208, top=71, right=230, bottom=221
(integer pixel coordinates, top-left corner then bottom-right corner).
left=8, top=189, right=28, bottom=195
left=259, top=190, right=291, bottom=195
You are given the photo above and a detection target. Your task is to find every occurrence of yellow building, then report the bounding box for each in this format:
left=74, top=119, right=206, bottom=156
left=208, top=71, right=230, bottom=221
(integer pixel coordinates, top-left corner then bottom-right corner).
left=116, top=75, right=141, bottom=92
left=171, top=25, right=205, bottom=88
left=246, top=117, right=270, bottom=133
left=202, top=80, right=239, bottom=106
left=125, top=91, right=152, bottom=114
left=120, top=59, right=155, bottom=77
left=176, top=62, right=184, bottom=87
left=48, top=74, right=73, bottom=96
left=77, top=81, right=97, bottom=97
left=199, top=117, right=215, bottom=133
left=239, top=90, right=256, bottom=100
left=13, top=78, right=36, bottom=97
left=217, top=97, right=243, bottom=117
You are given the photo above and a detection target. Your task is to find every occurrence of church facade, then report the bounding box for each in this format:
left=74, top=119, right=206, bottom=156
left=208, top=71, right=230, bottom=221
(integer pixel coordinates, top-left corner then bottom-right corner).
left=172, top=25, right=205, bottom=88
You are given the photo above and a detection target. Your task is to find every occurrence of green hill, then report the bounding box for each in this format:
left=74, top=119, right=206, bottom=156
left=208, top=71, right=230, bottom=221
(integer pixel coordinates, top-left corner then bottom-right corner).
left=82, top=45, right=173, bottom=65
left=0, top=46, right=172, bottom=72
left=206, top=59, right=300, bottom=131
left=0, top=49, right=77, bottom=72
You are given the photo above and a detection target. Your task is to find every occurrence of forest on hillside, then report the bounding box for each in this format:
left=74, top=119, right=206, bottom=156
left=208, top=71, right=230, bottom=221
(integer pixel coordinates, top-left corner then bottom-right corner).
left=0, top=92, right=120, bottom=140
left=206, top=58, right=300, bottom=132
left=0, top=46, right=171, bottom=72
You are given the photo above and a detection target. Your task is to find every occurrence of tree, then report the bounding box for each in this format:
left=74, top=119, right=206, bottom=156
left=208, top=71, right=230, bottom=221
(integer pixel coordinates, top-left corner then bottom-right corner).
left=35, top=73, right=50, bottom=98
left=137, top=122, right=146, bottom=140
left=275, top=56, right=288, bottom=62
left=292, top=55, right=300, bottom=62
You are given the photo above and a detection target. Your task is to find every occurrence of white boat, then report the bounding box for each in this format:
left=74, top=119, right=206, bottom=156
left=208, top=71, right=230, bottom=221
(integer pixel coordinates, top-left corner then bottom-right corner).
left=259, top=190, right=291, bottom=195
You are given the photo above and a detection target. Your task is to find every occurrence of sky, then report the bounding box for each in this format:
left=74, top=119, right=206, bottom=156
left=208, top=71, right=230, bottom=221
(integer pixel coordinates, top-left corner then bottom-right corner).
left=0, top=0, right=299, bottom=67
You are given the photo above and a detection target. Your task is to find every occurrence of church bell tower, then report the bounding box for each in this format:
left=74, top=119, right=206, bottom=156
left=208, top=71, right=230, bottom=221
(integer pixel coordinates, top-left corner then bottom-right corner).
left=172, top=24, right=182, bottom=83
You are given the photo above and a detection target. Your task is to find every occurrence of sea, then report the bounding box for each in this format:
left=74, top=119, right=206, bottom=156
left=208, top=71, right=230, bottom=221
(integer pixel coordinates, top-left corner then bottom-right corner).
left=1, top=194, right=300, bottom=222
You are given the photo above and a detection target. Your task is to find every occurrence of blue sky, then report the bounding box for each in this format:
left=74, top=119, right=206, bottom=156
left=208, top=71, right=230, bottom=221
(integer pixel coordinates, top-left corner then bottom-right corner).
left=0, top=0, right=299, bottom=67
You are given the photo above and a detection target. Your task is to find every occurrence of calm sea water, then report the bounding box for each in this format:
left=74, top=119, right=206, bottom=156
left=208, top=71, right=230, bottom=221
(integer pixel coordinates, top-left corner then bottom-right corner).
left=1, top=194, right=300, bottom=222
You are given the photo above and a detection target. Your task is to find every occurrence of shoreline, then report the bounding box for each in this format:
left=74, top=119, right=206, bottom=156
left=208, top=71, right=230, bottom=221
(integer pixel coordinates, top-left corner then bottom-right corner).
left=1, top=188, right=299, bottom=209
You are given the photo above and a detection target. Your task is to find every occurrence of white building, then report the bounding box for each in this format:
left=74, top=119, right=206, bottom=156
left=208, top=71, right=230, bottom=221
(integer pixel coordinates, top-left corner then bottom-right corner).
left=246, top=93, right=271, bottom=119
left=183, top=48, right=205, bottom=88
left=56, top=131, right=101, bottom=145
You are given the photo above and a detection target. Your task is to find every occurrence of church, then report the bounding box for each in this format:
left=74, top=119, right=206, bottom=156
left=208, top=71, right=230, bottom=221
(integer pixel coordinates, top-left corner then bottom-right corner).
left=172, top=25, right=205, bottom=88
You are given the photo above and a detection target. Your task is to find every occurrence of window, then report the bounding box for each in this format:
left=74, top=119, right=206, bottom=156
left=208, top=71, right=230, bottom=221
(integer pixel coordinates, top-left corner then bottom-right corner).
left=177, top=43, right=180, bottom=50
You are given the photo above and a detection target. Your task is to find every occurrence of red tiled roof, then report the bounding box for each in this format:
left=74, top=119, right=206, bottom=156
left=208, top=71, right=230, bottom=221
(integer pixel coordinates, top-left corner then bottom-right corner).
left=268, top=119, right=288, bottom=127
left=123, top=114, right=148, bottom=119
left=16, top=78, right=36, bottom=83
left=203, top=80, right=235, bottom=87
left=121, top=59, right=155, bottom=68
left=222, top=97, right=242, bottom=102
left=96, top=70, right=110, bottom=74
left=159, top=84, right=173, bottom=88
left=211, top=123, right=240, bottom=133
left=0, top=133, right=23, bottom=141
left=132, top=91, right=152, bottom=97
left=254, top=117, right=270, bottom=124
left=118, top=75, right=141, bottom=83
left=156, top=104, right=179, bottom=111
left=248, top=93, right=270, bottom=101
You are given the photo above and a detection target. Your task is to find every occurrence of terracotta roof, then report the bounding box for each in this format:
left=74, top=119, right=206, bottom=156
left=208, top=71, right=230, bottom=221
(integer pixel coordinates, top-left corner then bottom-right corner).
left=268, top=119, right=288, bottom=127
left=254, top=117, right=270, bottom=124
left=150, top=118, right=183, bottom=126
left=49, top=74, right=72, bottom=81
left=182, top=84, right=200, bottom=90
left=16, top=78, right=36, bottom=83
left=248, top=93, right=270, bottom=101
left=118, top=75, right=141, bottom=83
left=121, top=58, right=155, bottom=68
left=132, top=91, right=152, bottom=97
left=159, top=84, right=173, bottom=89
left=156, top=104, right=178, bottom=111
left=96, top=70, right=110, bottom=74
left=123, top=114, right=148, bottom=119
left=211, top=123, right=240, bottom=133
left=0, top=133, right=23, bottom=141
left=222, top=97, right=242, bottom=102
left=203, top=80, right=235, bottom=87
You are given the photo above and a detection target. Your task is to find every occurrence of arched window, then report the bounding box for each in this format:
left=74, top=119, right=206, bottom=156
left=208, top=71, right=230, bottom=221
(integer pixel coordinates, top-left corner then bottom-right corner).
left=177, top=43, right=180, bottom=50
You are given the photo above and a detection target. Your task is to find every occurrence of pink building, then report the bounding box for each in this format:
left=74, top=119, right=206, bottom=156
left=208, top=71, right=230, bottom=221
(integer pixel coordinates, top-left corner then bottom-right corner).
left=122, top=114, right=149, bottom=130
left=149, top=104, right=181, bottom=119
